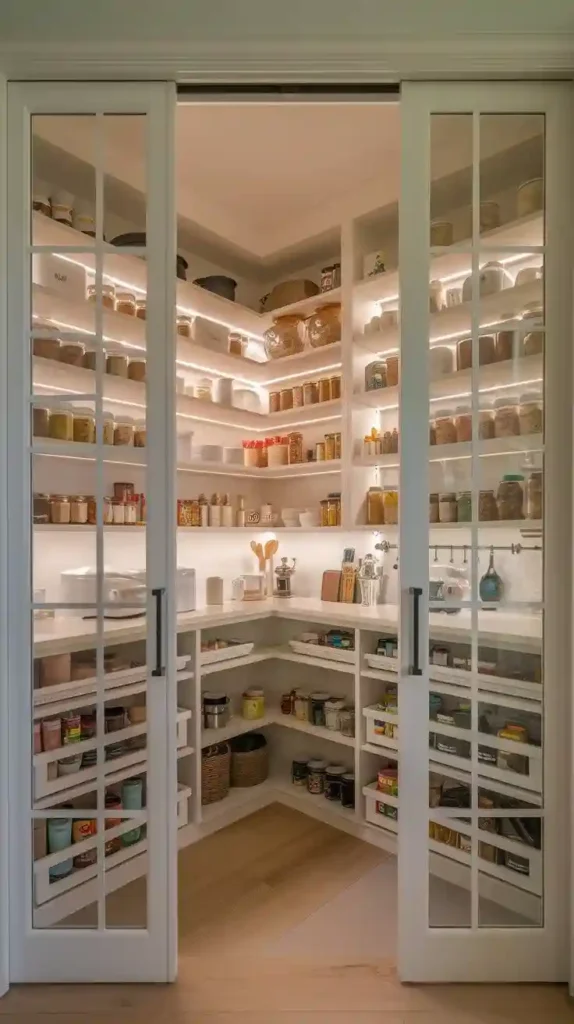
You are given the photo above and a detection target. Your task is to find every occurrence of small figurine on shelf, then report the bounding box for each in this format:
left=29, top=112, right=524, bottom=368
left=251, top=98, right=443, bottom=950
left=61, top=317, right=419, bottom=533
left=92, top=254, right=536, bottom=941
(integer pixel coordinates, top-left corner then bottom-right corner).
left=275, top=557, right=296, bottom=598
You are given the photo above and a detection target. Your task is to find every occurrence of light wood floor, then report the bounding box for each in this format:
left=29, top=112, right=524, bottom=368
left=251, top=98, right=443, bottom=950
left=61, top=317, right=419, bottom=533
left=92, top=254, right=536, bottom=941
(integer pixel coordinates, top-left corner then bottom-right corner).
left=3, top=803, right=574, bottom=1022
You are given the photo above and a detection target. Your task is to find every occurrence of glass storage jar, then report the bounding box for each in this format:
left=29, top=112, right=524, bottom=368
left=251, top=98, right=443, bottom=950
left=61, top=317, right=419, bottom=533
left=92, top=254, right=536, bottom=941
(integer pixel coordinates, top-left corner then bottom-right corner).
left=49, top=407, right=73, bottom=441
left=33, top=334, right=61, bottom=360
left=497, top=475, right=524, bottom=520
left=33, top=406, right=50, bottom=438
left=87, top=283, right=116, bottom=309
left=494, top=398, right=519, bottom=438
left=269, top=391, right=280, bottom=413
left=82, top=348, right=98, bottom=371
left=115, top=291, right=136, bottom=317
left=439, top=492, right=457, bottom=524
left=306, top=303, right=341, bottom=347
left=479, top=489, right=499, bottom=521
left=318, top=378, right=331, bottom=403
left=128, top=359, right=146, bottom=382
left=135, top=298, right=147, bottom=320
left=103, top=414, right=115, bottom=446
left=479, top=406, right=495, bottom=440
left=114, top=418, right=134, bottom=446
left=280, top=388, right=293, bottom=411
left=495, top=330, right=515, bottom=362
left=33, top=493, right=50, bottom=524
left=134, top=422, right=146, bottom=448
left=339, top=707, right=355, bottom=738
left=429, top=493, right=439, bottom=523
left=454, top=405, right=472, bottom=443
left=522, top=330, right=544, bottom=357
left=106, top=353, right=129, bottom=378
left=303, top=381, right=319, bottom=405
left=294, top=693, right=309, bottom=722
left=434, top=409, right=457, bottom=446
left=367, top=486, right=385, bottom=526
left=365, top=360, right=385, bottom=391
left=383, top=488, right=399, bottom=525
left=456, top=335, right=496, bottom=370
left=73, top=409, right=96, bottom=444
left=70, top=495, right=89, bottom=524
left=88, top=496, right=113, bottom=525
left=50, top=495, right=71, bottom=524
left=264, top=314, right=305, bottom=359
left=307, top=759, right=328, bottom=795
left=385, top=355, right=399, bottom=387
left=292, top=384, right=303, bottom=407
left=526, top=471, right=543, bottom=521
left=457, top=491, right=472, bottom=522
left=111, top=499, right=125, bottom=525
left=329, top=375, right=342, bottom=400
left=59, top=341, right=85, bottom=366
left=227, top=330, right=247, bottom=354
left=177, top=314, right=193, bottom=338
left=519, top=392, right=543, bottom=435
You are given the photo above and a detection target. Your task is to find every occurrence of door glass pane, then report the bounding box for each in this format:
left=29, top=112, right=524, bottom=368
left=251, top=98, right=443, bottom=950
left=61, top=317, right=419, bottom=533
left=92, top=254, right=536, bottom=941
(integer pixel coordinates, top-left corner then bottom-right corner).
left=30, top=112, right=152, bottom=933
left=427, top=111, right=545, bottom=930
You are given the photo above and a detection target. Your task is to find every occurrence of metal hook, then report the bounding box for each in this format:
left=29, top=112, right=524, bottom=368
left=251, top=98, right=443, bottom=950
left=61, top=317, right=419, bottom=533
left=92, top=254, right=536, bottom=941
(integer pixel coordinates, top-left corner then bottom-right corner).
left=433, top=546, right=438, bottom=562
left=463, top=545, right=468, bottom=565
left=450, top=545, right=454, bottom=564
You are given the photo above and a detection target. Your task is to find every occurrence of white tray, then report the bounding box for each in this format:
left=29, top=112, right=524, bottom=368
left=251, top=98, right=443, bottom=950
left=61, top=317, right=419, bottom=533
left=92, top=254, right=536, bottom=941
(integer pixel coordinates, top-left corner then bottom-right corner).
left=200, top=641, right=254, bottom=665
left=288, top=640, right=355, bottom=664
left=365, top=652, right=399, bottom=673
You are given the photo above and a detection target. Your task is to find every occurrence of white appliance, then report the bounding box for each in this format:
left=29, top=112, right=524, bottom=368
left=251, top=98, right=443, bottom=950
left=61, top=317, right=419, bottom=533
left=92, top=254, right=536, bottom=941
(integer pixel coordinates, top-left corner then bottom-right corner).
left=60, top=566, right=196, bottom=618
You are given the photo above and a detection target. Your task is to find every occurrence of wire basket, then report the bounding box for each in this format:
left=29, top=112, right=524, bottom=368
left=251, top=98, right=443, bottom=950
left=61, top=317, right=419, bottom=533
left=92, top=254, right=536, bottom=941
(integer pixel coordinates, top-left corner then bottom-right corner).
left=201, top=742, right=231, bottom=805
left=230, top=733, right=269, bottom=788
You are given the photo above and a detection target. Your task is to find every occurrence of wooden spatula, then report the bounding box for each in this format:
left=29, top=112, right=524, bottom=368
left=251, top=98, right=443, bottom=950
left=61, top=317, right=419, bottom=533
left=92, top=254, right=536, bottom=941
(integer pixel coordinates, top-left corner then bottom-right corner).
left=250, top=540, right=265, bottom=571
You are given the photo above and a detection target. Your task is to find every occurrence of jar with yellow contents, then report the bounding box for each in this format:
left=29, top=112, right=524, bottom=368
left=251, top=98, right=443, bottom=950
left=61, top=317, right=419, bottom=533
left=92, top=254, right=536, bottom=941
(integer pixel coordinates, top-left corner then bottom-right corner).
left=242, top=687, right=265, bottom=720
left=383, top=488, right=399, bottom=525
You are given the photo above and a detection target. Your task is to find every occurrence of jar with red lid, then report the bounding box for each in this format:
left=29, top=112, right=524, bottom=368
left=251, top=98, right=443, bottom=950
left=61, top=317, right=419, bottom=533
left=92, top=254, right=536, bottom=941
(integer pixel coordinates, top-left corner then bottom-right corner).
left=243, top=440, right=260, bottom=468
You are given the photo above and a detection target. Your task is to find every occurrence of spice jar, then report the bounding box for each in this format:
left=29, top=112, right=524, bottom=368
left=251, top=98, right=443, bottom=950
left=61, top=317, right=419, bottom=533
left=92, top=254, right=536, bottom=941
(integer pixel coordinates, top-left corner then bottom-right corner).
left=526, top=471, right=543, bottom=521
left=429, top=493, right=439, bottom=523
left=497, top=474, right=524, bottom=520
left=385, top=356, right=399, bottom=387
left=73, top=409, right=96, bottom=444
left=324, top=765, right=346, bottom=801
left=33, top=406, right=50, bottom=438
left=134, top=422, right=146, bottom=448
left=367, top=486, right=385, bottom=525
left=383, top=488, right=399, bottom=525
left=116, top=291, right=136, bottom=317
left=60, top=341, right=85, bottom=366
left=87, top=283, right=116, bottom=309
left=106, top=353, right=129, bottom=378
left=177, top=314, right=193, bottom=339
left=329, top=375, right=342, bottom=400
left=494, top=398, right=520, bottom=438
left=303, top=381, right=319, bottom=405
left=439, top=492, right=457, bottom=524
left=128, top=359, right=146, bottom=383
left=135, top=298, right=147, bottom=320
left=339, top=707, right=355, bottom=738
left=325, top=698, right=345, bottom=731
left=280, top=388, right=293, bottom=411
left=519, top=392, right=543, bottom=436
left=49, top=407, right=73, bottom=441
left=49, top=495, right=71, bottom=524
left=479, top=406, right=495, bottom=440
left=307, top=759, right=328, bottom=795
left=310, top=692, right=330, bottom=727
left=479, top=490, right=498, bottom=522
left=269, top=392, right=280, bottom=413
left=457, top=492, right=472, bottom=522
left=70, top=495, right=89, bottom=525
left=288, top=432, right=303, bottom=464
left=434, top=410, right=457, bottom=446
left=114, top=418, right=134, bottom=446
left=454, top=405, right=472, bottom=443
left=294, top=693, right=309, bottom=722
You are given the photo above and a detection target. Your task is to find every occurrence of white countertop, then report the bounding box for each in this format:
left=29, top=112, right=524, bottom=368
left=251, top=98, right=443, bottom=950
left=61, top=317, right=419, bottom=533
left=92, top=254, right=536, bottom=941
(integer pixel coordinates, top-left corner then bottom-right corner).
left=33, top=596, right=542, bottom=656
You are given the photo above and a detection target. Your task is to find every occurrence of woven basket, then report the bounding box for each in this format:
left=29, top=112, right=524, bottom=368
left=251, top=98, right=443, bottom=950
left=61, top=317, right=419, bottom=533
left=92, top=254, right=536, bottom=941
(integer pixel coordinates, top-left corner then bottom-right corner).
left=230, top=733, right=269, bottom=788
left=201, top=743, right=231, bottom=805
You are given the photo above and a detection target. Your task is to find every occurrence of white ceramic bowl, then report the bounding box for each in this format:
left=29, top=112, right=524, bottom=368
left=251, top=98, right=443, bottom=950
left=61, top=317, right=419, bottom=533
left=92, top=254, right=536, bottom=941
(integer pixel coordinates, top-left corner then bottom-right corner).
left=299, top=510, right=320, bottom=528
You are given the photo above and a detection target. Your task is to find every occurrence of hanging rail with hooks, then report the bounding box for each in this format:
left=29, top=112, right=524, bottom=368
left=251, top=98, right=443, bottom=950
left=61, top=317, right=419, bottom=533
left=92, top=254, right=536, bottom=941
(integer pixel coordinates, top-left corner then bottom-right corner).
left=374, top=541, right=541, bottom=556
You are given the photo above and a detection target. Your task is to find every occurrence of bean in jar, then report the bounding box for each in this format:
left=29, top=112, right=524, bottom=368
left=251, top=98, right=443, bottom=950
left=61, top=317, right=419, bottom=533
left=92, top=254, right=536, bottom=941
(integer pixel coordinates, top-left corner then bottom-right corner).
left=494, top=398, right=519, bottom=438
left=526, top=471, right=543, bottom=520
left=115, top=291, right=136, bottom=317
left=479, top=490, right=499, bottom=522
left=73, top=409, right=95, bottom=444
left=439, top=492, right=457, bottom=524
left=33, top=407, right=50, bottom=438
left=454, top=406, right=472, bottom=443
left=49, top=408, right=73, bottom=441
left=497, top=475, right=524, bottom=520
left=383, top=488, right=398, bottom=525
left=434, top=410, right=456, bottom=446
left=519, top=392, right=543, bottom=435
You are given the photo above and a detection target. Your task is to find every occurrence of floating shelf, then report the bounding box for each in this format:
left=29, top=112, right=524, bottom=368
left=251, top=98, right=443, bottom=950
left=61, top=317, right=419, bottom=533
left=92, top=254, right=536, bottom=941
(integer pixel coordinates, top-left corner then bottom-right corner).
left=355, top=433, right=543, bottom=470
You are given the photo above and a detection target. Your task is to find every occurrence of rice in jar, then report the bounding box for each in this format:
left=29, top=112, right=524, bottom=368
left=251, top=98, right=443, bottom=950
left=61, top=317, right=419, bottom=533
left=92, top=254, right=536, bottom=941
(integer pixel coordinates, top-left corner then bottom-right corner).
left=497, top=475, right=524, bottom=521
left=434, top=409, right=457, bottom=446
left=494, top=398, right=519, bottom=438
left=519, top=392, right=543, bottom=436
left=454, top=405, right=472, bottom=443
left=479, top=490, right=499, bottom=521
left=526, top=471, right=543, bottom=521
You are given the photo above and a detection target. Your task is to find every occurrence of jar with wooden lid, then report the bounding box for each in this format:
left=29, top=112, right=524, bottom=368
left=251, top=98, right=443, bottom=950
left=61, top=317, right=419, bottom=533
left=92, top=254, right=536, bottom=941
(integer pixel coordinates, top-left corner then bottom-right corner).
left=134, top=422, right=146, bottom=448
left=70, top=496, right=89, bottom=525
left=497, top=475, right=524, bottom=520
left=49, top=495, right=71, bottom=524
left=318, top=378, right=331, bottom=403
left=49, top=407, right=73, bottom=442
left=103, top=414, right=115, bottom=446
left=519, top=392, right=543, bottom=436
left=33, top=406, right=50, bottom=438
left=135, top=298, right=146, bottom=320
left=479, top=490, right=498, bottom=522
left=303, top=381, right=319, bottom=405
left=269, top=392, right=280, bottom=413
left=33, top=334, right=61, bottom=360
left=280, top=388, right=293, bottom=411
left=385, top=355, right=399, bottom=387
left=367, top=486, right=385, bottom=525
left=292, top=384, right=303, bottom=407
left=494, top=398, right=519, bottom=438
left=434, top=409, right=456, bottom=446
left=306, top=303, right=341, bottom=347
left=106, top=353, right=129, bottom=378
left=479, top=405, right=495, bottom=440
left=324, top=434, right=336, bottom=461
left=329, top=375, right=341, bottom=400
left=439, top=492, right=457, bottom=524
left=526, top=471, right=543, bottom=521
left=73, top=409, right=96, bottom=444
left=454, top=405, right=472, bottom=443
left=288, top=432, right=303, bottom=464
left=60, top=340, right=85, bottom=367
left=114, top=418, right=134, bottom=446
left=429, top=493, right=439, bottom=523
left=87, top=283, right=115, bottom=309
left=365, top=360, right=386, bottom=392
left=128, top=359, right=146, bottom=383
left=115, top=291, right=136, bottom=317
left=383, top=488, right=398, bottom=525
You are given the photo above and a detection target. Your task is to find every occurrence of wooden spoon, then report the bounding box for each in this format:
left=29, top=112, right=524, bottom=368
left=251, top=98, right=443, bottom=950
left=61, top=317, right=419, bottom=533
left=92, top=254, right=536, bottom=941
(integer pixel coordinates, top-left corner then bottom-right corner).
left=250, top=540, right=265, bottom=571
left=264, top=538, right=279, bottom=563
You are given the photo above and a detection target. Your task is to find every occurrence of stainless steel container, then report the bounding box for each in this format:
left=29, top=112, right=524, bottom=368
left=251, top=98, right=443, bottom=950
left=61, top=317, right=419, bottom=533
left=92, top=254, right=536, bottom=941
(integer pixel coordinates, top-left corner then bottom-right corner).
left=203, top=692, right=230, bottom=730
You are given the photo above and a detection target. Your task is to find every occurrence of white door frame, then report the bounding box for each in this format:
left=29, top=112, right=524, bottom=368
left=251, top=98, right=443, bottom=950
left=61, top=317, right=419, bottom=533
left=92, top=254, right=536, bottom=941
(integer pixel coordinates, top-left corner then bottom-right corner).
left=398, top=80, right=574, bottom=983
left=6, top=81, right=177, bottom=983
left=0, top=69, right=9, bottom=1000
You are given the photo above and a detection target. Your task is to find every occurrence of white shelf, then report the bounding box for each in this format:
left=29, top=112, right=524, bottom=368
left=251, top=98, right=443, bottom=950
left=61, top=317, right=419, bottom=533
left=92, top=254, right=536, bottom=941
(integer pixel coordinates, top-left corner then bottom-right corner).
left=33, top=438, right=146, bottom=465
left=261, top=286, right=341, bottom=325
left=201, top=709, right=355, bottom=750
left=277, top=713, right=356, bottom=748
left=355, top=433, right=543, bottom=469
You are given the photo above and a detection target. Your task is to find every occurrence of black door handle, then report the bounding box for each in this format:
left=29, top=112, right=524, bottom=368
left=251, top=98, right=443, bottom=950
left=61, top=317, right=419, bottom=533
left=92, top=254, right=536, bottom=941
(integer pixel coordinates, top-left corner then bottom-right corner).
left=408, top=586, right=423, bottom=676
left=151, top=587, right=165, bottom=677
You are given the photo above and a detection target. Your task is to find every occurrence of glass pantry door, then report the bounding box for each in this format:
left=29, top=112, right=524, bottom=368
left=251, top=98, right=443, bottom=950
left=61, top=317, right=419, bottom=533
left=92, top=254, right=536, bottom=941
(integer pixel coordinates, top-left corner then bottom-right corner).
left=398, top=82, right=573, bottom=982
left=6, top=82, right=177, bottom=982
